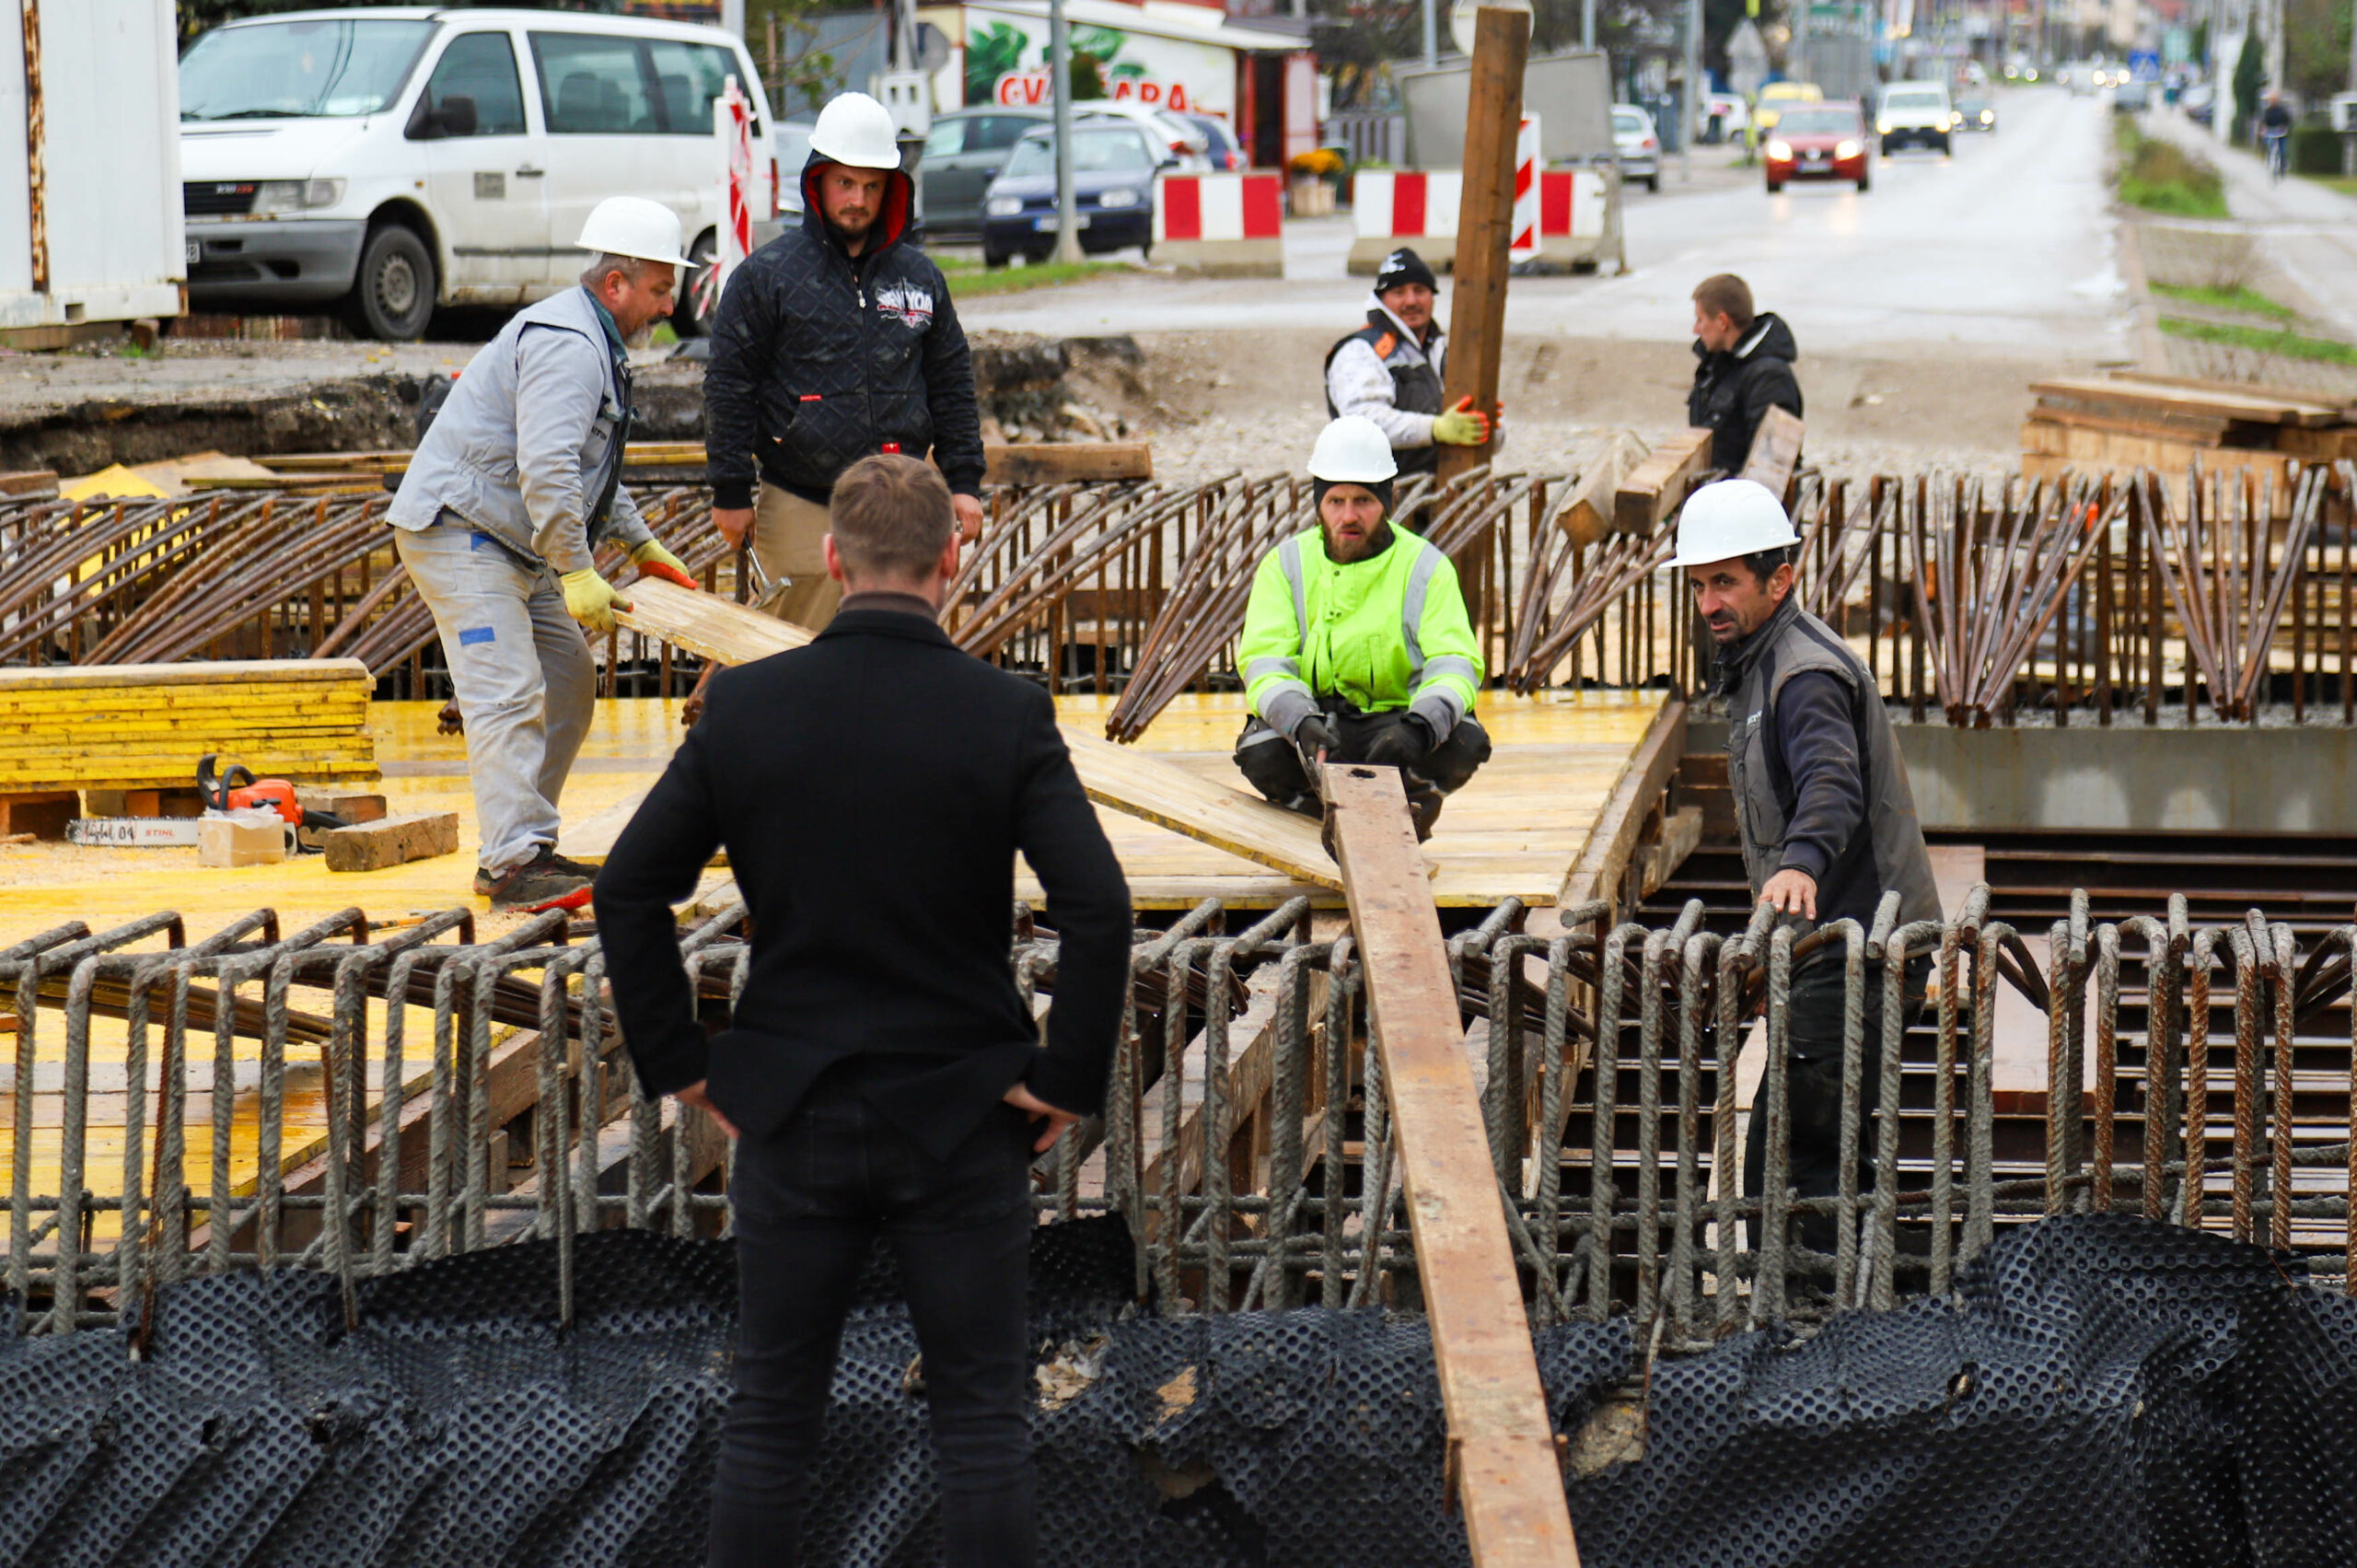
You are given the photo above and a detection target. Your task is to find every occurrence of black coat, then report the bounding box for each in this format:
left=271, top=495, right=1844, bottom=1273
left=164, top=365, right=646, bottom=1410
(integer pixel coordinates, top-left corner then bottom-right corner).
left=1687, top=311, right=1803, bottom=472
left=704, top=157, right=988, bottom=509
left=595, top=606, right=1132, bottom=1162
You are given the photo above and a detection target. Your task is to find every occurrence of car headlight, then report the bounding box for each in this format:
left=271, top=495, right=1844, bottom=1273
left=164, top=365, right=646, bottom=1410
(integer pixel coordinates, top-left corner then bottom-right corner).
left=985, top=196, right=1025, bottom=218
left=250, top=179, right=344, bottom=215
left=1765, top=139, right=1793, bottom=161
left=1096, top=186, right=1139, bottom=209
left=1835, top=139, right=1860, bottom=159
left=1876, top=118, right=1892, bottom=134
left=1980, top=110, right=1993, bottom=124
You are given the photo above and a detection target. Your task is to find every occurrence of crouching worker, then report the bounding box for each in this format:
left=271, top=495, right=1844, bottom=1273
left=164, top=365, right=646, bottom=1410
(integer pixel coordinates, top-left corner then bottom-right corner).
left=1233, top=415, right=1491, bottom=840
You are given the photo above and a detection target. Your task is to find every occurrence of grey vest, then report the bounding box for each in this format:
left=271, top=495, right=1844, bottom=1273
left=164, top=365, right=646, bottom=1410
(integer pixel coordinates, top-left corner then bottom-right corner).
left=1724, top=601, right=1941, bottom=933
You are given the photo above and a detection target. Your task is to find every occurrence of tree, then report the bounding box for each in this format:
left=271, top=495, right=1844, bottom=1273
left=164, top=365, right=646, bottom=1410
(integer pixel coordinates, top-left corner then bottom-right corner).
left=2282, top=0, right=2354, bottom=103
left=2232, top=29, right=2263, bottom=143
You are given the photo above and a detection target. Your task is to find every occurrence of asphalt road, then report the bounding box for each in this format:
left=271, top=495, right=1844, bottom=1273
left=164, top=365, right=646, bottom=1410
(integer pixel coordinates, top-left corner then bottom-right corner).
left=962, top=85, right=2136, bottom=366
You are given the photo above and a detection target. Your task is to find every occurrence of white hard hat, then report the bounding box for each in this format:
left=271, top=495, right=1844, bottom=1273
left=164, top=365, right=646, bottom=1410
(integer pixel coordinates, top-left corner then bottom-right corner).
left=1669, top=478, right=1799, bottom=568
left=1306, top=416, right=1399, bottom=484
left=809, top=91, right=903, bottom=171
left=575, top=196, right=693, bottom=267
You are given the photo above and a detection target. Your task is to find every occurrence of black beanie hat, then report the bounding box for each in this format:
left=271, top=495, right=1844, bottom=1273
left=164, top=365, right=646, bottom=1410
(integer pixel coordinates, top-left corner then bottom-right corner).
left=1374, top=247, right=1437, bottom=296
left=1312, top=474, right=1396, bottom=518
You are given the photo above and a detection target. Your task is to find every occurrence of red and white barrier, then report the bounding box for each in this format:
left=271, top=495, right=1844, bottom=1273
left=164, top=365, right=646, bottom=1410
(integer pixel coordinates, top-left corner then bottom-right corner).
left=1152, top=172, right=1284, bottom=276
left=1350, top=162, right=1618, bottom=274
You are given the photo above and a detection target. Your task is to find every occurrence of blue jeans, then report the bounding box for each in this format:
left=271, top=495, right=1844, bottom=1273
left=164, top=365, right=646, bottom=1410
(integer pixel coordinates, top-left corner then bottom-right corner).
left=712, top=1075, right=1039, bottom=1568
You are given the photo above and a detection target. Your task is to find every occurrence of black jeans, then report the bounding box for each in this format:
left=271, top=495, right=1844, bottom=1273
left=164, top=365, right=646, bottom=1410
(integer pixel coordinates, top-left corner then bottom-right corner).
left=1743, top=950, right=1931, bottom=1259
left=711, top=1077, right=1037, bottom=1568
left=1233, top=707, right=1492, bottom=812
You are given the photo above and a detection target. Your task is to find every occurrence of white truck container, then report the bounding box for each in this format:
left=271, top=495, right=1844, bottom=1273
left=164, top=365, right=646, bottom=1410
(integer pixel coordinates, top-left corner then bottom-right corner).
left=0, top=0, right=185, bottom=342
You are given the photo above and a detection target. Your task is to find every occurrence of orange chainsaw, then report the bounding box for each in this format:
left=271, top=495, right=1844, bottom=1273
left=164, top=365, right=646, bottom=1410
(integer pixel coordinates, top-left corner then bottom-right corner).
left=197, top=754, right=348, bottom=833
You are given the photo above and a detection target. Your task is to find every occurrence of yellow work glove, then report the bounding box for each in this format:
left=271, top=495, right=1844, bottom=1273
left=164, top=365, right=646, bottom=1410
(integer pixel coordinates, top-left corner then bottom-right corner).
left=560, top=568, right=630, bottom=635
left=630, top=539, right=697, bottom=590
left=1431, top=395, right=1492, bottom=447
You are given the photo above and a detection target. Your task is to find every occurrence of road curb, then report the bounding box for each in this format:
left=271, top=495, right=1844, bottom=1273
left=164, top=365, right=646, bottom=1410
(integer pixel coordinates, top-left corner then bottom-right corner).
left=2111, top=213, right=2170, bottom=372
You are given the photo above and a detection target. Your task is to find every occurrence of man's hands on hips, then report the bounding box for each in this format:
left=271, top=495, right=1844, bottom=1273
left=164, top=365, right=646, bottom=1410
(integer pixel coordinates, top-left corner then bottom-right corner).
left=1759, top=867, right=1818, bottom=921
left=952, top=493, right=984, bottom=542
left=676, top=1080, right=740, bottom=1141
left=713, top=506, right=755, bottom=549
left=1004, top=1081, right=1077, bottom=1154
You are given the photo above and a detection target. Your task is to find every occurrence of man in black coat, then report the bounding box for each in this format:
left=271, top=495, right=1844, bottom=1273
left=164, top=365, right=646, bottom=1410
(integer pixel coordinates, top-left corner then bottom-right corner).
left=703, top=91, right=988, bottom=630
left=595, top=453, right=1131, bottom=1568
left=1686, top=273, right=1803, bottom=473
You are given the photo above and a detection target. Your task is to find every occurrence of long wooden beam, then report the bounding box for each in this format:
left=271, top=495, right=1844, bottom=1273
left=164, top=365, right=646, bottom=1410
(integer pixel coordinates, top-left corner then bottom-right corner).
left=1320, top=761, right=1581, bottom=1568
left=1555, top=698, right=1686, bottom=912
left=1435, top=5, right=1528, bottom=486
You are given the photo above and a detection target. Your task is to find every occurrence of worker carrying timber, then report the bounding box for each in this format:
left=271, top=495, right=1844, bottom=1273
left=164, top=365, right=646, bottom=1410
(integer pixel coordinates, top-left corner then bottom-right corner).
left=704, top=90, right=987, bottom=630
left=1675, top=478, right=1939, bottom=1257
left=1234, top=416, right=1491, bottom=840
left=387, top=196, right=697, bottom=913
left=1325, top=247, right=1494, bottom=475
left=1688, top=273, right=1802, bottom=473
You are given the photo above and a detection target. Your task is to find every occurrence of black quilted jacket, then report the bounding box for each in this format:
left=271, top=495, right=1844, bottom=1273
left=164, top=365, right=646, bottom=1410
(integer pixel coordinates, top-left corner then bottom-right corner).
left=704, top=157, right=986, bottom=507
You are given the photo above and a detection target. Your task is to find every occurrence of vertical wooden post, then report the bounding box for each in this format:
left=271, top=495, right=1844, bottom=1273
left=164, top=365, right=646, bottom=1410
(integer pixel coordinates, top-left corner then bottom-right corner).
left=1436, top=6, right=1529, bottom=489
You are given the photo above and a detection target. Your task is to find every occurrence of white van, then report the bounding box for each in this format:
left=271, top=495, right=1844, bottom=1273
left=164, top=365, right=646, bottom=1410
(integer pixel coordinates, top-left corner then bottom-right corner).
left=1875, top=81, right=1956, bottom=157
left=179, top=7, right=778, bottom=340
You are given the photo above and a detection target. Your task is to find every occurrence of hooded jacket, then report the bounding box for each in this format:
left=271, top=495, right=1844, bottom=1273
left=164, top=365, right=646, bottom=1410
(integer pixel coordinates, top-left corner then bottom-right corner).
left=1687, top=311, right=1802, bottom=473
left=703, top=155, right=987, bottom=509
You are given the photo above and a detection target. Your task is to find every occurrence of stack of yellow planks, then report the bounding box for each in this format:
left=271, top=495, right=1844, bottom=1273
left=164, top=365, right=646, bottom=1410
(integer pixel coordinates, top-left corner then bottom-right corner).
left=0, top=659, right=379, bottom=794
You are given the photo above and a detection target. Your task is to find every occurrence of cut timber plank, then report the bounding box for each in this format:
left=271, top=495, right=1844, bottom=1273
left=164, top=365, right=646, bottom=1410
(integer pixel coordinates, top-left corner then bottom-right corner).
left=1614, top=428, right=1713, bottom=536
left=2029, top=376, right=2344, bottom=428
left=1554, top=432, right=1647, bottom=546
left=1321, top=761, right=1581, bottom=1568
left=1556, top=699, right=1686, bottom=911
left=1736, top=406, right=1805, bottom=499
left=2026, top=405, right=2232, bottom=447
left=0, top=659, right=371, bottom=692
left=612, top=579, right=1340, bottom=889
left=1434, top=2, right=1528, bottom=488
left=320, top=811, right=459, bottom=872
left=985, top=443, right=1153, bottom=485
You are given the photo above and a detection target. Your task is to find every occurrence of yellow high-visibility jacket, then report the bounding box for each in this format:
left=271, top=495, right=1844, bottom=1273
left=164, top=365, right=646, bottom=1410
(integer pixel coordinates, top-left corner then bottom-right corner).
left=1237, top=522, right=1483, bottom=739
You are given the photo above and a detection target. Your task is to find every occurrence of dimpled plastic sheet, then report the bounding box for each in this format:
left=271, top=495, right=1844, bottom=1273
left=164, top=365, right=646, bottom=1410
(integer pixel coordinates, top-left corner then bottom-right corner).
left=3, top=1214, right=2355, bottom=1566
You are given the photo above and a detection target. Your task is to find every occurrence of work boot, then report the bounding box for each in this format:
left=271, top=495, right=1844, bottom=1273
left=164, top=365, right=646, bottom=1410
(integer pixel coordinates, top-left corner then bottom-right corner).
left=473, top=848, right=597, bottom=898
left=480, top=846, right=594, bottom=912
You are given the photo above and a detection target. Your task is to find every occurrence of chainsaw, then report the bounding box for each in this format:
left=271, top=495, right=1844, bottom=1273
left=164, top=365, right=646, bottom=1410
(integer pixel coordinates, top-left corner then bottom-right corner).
left=197, top=754, right=349, bottom=835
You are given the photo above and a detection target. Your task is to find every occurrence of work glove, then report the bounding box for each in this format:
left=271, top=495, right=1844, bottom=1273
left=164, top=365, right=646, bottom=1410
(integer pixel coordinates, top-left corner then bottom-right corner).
left=631, top=539, right=698, bottom=590
left=1363, top=713, right=1438, bottom=770
left=1430, top=395, right=1492, bottom=447
left=560, top=568, right=630, bottom=635
left=1291, top=713, right=1341, bottom=776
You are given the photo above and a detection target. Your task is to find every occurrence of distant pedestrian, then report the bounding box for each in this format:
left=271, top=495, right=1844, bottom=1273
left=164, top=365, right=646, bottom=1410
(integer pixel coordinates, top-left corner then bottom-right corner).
left=704, top=91, right=986, bottom=631
left=1687, top=273, right=1802, bottom=473
left=1324, top=247, right=1494, bottom=476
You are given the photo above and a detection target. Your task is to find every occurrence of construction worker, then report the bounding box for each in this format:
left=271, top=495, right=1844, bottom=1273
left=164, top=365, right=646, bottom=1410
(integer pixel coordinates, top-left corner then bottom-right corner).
left=1234, top=415, right=1491, bottom=840
left=1673, top=479, right=1939, bottom=1263
left=1324, top=247, right=1492, bottom=476
left=387, top=197, right=697, bottom=912
left=704, top=90, right=986, bottom=630
left=1687, top=273, right=1802, bottom=473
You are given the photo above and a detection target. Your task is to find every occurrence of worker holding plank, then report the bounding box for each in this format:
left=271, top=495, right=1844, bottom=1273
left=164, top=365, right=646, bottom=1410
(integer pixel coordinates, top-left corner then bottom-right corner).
left=386, top=197, right=697, bottom=912
left=596, top=454, right=1131, bottom=1568
left=1675, top=479, right=1938, bottom=1259
left=703, top=91, right=988, bottom=630
left=1324, top=247, right=1495, bottom=477
left=1233, top=416, right=1491, bottom=841
left=1688, top=273, right=1803, bottom=474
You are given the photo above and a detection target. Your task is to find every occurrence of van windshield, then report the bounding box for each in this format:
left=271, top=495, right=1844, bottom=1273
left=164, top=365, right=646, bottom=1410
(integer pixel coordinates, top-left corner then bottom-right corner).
left=1884, top=90, right=1945, bottom=110
left=180, top=18, right=435, bottom=120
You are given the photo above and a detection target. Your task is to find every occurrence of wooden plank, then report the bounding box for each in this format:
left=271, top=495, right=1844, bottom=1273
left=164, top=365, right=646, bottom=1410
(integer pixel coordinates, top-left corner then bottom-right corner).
left=1556, top=698, right=1687, bottom=911
left=266, top=442, right=1153, bottom=486
left=0, top=659, right=371, bottom=693
left=2102, top=368, right=2357, bottom=418
left=320, top=811, right=459, bottom=873
left=2029, top=375, right=2344, bottom=428
left=1553, top=432, right=1647, bottom=546
left=985, top=442, right=1153, bottom=486
left=614, top=579, right=1340, bottom=889
left=1736, top=406, right=1805, bottom=498
left=1613, top=428, right=1713, bottom=536
left=1320, top=761, right=1581, bottom=1568
left=2026, top=401, right=2235, bottom=443
left=1435, top=4, right=1528, bottom=487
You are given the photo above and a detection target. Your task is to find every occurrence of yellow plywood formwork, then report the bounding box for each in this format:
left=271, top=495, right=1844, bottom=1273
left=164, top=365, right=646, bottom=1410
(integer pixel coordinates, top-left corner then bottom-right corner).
left=0, top=659, right=378, bottom=794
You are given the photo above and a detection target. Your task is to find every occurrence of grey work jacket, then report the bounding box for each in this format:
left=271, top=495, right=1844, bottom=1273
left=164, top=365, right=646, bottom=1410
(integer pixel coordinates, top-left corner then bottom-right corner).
left=387, top=286, right=652, bottom=575
left=1722, top=597, right=1941, bottom=936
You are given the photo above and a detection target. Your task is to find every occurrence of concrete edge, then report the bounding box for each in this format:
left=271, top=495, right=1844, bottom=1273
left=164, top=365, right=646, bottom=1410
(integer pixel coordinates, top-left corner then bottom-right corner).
left=2110, top=214, right=2171, bottom=373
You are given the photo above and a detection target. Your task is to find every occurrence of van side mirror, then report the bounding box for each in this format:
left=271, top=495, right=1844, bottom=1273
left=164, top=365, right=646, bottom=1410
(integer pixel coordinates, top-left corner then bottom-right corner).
left=406, top=93, right=478, bottom=140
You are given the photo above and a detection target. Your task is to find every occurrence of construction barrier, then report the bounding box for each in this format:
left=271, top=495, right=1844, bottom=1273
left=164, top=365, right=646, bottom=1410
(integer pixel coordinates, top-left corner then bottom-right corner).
left=1348, top=165, right=1624, bottom=274
left=1151, top=171, right=1284, bottom=277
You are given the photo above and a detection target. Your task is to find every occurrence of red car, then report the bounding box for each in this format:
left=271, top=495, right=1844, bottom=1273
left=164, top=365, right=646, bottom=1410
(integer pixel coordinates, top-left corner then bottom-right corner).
left=1764, top=105, right=1873, bottom=192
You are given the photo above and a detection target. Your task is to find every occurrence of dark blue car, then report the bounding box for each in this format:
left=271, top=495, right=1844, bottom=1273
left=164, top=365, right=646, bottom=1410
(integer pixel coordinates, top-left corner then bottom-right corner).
left=980, top=120, right=1164, bottom=267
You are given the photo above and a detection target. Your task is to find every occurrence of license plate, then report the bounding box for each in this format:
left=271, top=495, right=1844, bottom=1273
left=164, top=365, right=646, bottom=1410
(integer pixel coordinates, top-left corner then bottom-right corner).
left=1032, top=215, right=1090, bottom=232
left=1803, top=152, right=1827, bottom=163
left=185, top=238, right=200, bottom=266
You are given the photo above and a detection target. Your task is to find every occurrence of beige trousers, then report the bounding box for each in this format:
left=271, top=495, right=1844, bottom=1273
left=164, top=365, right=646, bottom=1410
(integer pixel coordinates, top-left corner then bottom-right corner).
left=749, top=487, right=843, bottom=631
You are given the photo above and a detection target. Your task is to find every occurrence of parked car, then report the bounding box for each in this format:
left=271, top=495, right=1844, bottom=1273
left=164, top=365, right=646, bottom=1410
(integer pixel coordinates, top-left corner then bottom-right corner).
left=918, top=106, right=1051, bottom=238
left=1956, top=92, right=1997, bottom=132
left=1611, top=104, right=1661, bottom=192
left=1069, top=101, right=1213, bottom=171
left=774, top=120, right=813, bottom=215
left=1875, top=81, right=1955, bottom=155
left=2183, top=82, right=2217, bottom=126
left=1752, top=80, right=1824, bottom=134
left=981, top=119, right=1164, bottom=266
left=2111, top=80, right=2152, bottom=113
left=1764, top=104, right=1871, bottom=192
left=178, top=7, right=776, bottom=341
left=1698, top=91, right=1749, bottom=143
left=1178, top=112, right=1247, bottom=171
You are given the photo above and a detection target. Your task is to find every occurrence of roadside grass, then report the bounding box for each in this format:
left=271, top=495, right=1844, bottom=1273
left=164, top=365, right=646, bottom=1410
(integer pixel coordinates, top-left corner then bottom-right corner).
left=2299, top=172, right=2357, bottom=199
left=2113, top=118, right=2228, bottom=217
left=937, top=258, right=1132, bottom=296
left=2150, top=281, right=2295, bottom=319
left=2157, top=316, right=2357, bottom=366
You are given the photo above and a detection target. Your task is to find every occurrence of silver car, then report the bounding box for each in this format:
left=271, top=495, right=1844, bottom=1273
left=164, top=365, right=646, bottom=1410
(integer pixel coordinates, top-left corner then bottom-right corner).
left=1612, top=104, right=1661, bottom=192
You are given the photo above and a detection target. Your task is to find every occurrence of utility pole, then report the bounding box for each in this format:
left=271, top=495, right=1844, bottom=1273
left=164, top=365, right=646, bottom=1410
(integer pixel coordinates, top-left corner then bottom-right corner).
left=1437, top=5, right=1529, bottom=487
left=1679, top=0, right=1702, bottom=180
left=1050, top=0, right=1083, bottom=264
left=1582, top=0, right=1596, bottom=50
left=1423, top=0, right=1441, bottom=65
